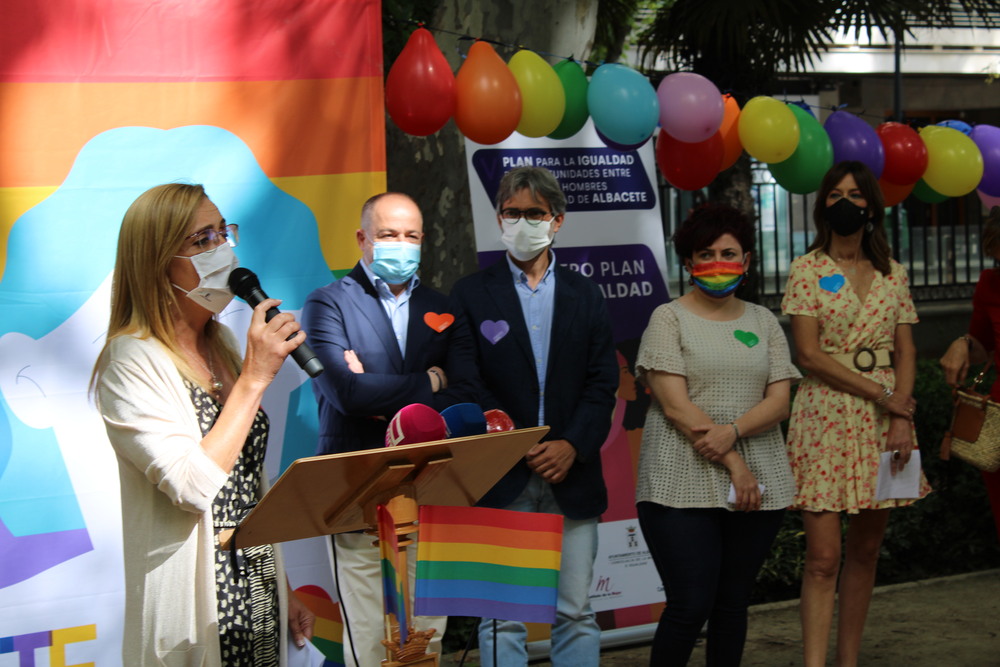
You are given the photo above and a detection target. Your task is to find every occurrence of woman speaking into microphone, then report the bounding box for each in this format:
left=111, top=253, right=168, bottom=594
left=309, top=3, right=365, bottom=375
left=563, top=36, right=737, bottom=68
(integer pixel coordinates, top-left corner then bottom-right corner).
left=92, top=183, right=314, bottom=666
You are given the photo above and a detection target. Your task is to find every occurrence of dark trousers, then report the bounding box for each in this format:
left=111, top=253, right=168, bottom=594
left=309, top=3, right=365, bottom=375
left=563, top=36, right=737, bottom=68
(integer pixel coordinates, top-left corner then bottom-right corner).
left=637, top=502, right=785, bottom=666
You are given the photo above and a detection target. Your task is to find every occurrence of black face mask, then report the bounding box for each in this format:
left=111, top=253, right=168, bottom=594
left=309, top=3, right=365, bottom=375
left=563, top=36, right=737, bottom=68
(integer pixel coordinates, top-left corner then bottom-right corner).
left=824, top=197, right=869, bottom=237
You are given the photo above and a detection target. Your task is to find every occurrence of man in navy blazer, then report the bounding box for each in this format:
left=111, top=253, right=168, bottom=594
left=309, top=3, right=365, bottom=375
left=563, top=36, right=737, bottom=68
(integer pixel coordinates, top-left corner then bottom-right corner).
left=302, top=192, right=473, bottom=666
left=450, top=167, right=617, bottom=667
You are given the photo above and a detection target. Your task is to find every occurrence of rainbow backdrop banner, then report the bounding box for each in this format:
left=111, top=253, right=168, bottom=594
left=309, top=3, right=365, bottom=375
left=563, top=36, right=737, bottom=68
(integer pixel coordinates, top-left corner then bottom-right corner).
left=0, top=0, right=383, bottom=659
left=415, top=505, right=563, bottom=623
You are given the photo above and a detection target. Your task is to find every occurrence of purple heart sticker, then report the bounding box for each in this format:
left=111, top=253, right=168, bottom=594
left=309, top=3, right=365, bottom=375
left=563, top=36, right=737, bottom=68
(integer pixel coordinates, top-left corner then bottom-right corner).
left=819, top=274, right=845, bottom=293
left=480, top=319, right=510, bottom=345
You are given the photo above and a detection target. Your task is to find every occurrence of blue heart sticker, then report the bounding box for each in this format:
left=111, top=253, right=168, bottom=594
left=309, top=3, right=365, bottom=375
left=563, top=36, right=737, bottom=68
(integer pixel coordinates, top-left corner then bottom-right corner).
left=819, top=274, right=845, bottom=293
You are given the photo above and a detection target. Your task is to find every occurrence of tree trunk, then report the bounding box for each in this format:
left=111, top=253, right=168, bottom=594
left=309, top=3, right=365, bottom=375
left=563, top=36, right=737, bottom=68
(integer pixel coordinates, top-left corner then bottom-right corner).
left=385, top=0, right=598, bottom=292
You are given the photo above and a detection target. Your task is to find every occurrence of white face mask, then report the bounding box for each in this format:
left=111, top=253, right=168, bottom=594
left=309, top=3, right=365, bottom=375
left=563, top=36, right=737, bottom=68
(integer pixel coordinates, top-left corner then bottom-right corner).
left=173, top=243, right=239, bottom=314
left=500, top=218, right=554, bottom=262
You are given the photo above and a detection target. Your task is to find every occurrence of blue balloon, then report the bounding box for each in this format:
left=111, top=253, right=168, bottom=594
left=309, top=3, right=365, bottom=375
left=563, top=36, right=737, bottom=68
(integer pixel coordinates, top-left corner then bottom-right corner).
left=596, top=127, right=650, bottom=152
left=938, top=119, right=972, bottom=135
left=587, top=64, right=659, bottom=146
left=791, top=101, right=816, bottom=118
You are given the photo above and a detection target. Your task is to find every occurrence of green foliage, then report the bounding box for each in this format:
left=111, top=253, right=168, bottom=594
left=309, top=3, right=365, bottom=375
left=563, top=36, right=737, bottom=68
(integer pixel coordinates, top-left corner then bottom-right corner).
left=441, top=615, right=479, bottom=657
left=634, top=0, right=1000, bottom=92
left=876, top=359, right=1000, bottom=583
left=752, top=358, right=1000, bottom=604
left=382, top=0, right=441, bottom=71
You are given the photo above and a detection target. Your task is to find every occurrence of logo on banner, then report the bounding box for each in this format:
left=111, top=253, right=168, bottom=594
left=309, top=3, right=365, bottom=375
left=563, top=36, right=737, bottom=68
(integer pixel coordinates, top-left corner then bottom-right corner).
left=471, top=148, right=656, bottom=211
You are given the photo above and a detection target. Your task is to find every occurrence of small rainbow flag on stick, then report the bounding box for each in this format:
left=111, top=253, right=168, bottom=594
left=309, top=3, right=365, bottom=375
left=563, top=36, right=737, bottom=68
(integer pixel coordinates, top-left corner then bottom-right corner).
left=414, top=505, right=563, bottom=623
left=377, top=504, right=408, bottom=644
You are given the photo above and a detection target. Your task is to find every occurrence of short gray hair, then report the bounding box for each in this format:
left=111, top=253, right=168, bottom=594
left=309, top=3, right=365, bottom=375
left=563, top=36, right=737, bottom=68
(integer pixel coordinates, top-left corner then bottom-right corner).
left=495, top=167, right=567, bottom=215
left=359, top=192, right=417, bottom=232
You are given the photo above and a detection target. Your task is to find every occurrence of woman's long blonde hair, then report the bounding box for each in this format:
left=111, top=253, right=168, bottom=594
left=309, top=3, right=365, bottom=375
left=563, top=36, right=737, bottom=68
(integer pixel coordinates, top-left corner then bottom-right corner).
left=91, top=183, right=241, bottom=391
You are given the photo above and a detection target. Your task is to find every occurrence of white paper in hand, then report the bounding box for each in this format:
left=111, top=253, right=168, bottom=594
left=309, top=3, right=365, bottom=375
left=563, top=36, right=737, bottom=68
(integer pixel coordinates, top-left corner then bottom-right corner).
left=874, top=450, right=922, bottom=501
left=727, top=483, right=766, bottom=504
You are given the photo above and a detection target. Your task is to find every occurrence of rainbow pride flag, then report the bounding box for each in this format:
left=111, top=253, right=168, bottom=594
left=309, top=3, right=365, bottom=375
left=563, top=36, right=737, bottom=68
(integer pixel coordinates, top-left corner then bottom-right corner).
left=414, top=505, right=563, bottom=623
left=294, top=585, right=345, bottom=667
left=378, top=504, right=409, bottom=644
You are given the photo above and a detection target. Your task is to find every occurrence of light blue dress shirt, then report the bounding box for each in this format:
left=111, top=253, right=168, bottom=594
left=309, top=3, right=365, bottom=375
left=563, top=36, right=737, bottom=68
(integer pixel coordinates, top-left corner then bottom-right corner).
left=361, top=259, right=418, bottom=357
left=505, top=251, right=556, bottom=426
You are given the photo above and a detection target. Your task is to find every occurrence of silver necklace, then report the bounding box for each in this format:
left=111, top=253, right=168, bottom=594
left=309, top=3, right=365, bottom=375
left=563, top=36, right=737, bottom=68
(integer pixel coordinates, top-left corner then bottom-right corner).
left=188, top=345, right=223, bottom=396
left=833, top=253, right=860, bottom=275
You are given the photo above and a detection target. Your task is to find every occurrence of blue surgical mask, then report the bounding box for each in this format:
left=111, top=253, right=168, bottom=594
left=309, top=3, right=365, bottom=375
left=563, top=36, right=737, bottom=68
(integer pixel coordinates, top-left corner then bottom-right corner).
left=370, top=241, right=420, bottom=284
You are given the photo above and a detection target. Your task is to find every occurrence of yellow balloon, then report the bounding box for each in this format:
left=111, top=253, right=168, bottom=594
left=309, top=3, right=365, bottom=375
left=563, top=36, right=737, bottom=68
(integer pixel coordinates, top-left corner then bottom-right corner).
left=919, top=125, right=984, bottom=197
left=508, top=50, right=566, bottom=138
left=737, top=97, right=800, bottom=163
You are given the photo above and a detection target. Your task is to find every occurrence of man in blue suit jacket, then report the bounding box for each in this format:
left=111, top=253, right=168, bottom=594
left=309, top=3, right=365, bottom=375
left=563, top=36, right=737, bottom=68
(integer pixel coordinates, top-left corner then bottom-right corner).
left=450, top=167, right=618, bottom=667
left=302, top=192, right=474, bottom=666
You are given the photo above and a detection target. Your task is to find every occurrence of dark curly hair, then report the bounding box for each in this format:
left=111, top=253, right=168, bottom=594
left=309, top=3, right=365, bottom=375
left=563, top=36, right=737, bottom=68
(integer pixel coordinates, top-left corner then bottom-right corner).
left=672, top=203, right=755, bottom=260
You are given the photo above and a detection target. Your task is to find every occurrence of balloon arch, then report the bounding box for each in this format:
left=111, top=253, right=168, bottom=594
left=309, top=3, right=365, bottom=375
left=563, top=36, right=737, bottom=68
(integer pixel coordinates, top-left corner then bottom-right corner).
left=387, top=28, right=1000, bottom=208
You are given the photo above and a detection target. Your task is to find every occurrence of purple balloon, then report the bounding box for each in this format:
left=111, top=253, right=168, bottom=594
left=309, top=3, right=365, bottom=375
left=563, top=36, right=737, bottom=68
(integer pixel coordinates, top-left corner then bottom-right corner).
left=970, top=125, right=1000, bottom=197
left=823, top=111, right=885, bottom=178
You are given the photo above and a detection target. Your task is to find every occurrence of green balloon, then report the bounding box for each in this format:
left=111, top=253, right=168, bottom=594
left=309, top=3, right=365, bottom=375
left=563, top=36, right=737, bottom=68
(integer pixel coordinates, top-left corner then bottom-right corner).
left=912, top=178, right=949, bottom=203
left=548, top=59, right=590, bottom=140
left=768, top=104, right=833, bottom=194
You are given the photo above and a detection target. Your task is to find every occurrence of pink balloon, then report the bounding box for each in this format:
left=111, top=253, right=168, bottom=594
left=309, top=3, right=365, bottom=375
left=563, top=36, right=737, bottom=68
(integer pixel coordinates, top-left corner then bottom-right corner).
left=385, top=28, right=456, bottom=136
left=977, top=189, right=1000, bottom=210
left=657, top=72, right=724, bottom=143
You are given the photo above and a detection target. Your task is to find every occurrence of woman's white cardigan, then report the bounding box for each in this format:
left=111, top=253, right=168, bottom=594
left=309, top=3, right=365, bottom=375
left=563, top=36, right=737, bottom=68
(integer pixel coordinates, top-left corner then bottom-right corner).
left=97, top=331, right=289, bottom=667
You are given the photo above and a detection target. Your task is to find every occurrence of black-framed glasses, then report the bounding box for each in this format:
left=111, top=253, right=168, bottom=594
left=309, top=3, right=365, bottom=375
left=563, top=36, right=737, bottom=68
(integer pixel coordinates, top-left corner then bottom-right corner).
left=499, top=207, right=553, bottom=227
left=184, top=223, right=239, bottom=252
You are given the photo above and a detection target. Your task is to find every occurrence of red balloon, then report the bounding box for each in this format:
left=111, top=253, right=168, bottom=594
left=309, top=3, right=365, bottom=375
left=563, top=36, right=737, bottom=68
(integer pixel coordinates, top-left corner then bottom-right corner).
left=879, top=178, right=915, bottom=206
left=385, top=28, right=456, bottom=136
left=454, top=41, right=522, bottom=145
left=656, top=130, right=723, bottom=191
left=877, top=122, right=928, bottom=185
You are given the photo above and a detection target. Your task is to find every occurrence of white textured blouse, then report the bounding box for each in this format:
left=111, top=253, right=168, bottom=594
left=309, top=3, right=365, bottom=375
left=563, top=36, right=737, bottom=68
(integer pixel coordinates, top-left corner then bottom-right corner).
left=635, top=300, right=800, bottom=510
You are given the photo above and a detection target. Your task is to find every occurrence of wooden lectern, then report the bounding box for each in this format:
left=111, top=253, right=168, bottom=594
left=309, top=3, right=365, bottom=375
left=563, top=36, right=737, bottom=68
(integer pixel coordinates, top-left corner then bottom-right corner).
left=224, top=426, right=549, bottom=666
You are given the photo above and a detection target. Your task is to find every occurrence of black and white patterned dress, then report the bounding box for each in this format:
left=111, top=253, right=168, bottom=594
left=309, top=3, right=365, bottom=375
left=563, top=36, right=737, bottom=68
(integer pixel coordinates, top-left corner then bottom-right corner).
left=188, top=381, right=280, bottom=667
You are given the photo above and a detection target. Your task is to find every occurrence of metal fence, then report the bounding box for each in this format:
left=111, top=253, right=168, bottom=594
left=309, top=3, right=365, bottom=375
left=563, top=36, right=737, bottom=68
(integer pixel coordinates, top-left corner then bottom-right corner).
left=659, top=163, right=991, bottom=308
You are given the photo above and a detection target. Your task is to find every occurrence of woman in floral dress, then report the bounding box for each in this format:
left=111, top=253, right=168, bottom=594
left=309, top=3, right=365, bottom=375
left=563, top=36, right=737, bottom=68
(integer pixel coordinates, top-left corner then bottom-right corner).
left=783, top=161, right=930, bottom=667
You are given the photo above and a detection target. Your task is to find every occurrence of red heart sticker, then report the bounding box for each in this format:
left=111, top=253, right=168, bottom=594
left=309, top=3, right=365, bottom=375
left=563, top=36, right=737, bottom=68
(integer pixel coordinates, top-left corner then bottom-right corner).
left=424, top=312, right=454, bottom=333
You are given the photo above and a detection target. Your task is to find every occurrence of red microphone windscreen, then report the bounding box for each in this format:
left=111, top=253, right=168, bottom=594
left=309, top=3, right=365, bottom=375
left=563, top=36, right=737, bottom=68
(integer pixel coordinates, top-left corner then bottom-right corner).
left=385, top=403, right=447, bottom=446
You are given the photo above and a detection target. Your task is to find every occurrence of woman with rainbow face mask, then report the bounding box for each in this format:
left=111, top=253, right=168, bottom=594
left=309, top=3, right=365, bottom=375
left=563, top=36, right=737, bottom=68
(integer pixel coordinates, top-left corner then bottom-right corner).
left=634, top=204, right=800, bottom=665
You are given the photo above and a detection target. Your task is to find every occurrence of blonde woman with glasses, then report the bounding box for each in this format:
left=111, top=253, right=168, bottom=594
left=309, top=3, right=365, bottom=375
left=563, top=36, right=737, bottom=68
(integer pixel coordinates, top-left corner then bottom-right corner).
left=92, top=183, right=314, bottom=666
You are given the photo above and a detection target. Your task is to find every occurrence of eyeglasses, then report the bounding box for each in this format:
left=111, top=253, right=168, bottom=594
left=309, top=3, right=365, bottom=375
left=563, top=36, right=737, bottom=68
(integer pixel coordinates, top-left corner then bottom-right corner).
left=183, top=223, right=239, bottom=253
left=499, top=208, right=554, bottom=227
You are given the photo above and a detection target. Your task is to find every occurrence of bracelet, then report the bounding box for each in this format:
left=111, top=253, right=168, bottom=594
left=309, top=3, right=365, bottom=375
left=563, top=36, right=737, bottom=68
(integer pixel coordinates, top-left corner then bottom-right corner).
left=428, top=369, right=442, bottom=391
left=960, top=334, right=974, bottom=352
left=874, top=385, right=894, bottom=407
left=731, top=422, right=741, bottom=439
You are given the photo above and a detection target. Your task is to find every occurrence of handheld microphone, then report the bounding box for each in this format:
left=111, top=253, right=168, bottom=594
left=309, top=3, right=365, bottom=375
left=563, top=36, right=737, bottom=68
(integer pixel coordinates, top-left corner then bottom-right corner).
left=228, top=267, right=324, bottom=378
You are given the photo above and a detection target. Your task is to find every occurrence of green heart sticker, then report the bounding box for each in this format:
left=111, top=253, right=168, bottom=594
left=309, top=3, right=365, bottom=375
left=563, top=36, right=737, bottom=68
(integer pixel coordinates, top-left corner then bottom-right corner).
left=734, top=330, right=759, bottom=348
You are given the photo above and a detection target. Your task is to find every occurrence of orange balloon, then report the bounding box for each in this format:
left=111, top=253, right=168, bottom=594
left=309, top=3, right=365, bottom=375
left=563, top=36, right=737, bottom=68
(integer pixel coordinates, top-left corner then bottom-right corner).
left=719, top=94, right=743, bottom=171
left=455, top=41, right=522, bottom=144
left=879, top=178, right=915, bottom=206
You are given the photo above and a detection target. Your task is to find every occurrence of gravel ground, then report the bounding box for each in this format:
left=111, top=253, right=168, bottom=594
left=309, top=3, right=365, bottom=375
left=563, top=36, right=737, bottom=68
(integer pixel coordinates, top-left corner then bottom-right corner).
left=441, top=569, right=1000, bottom=666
